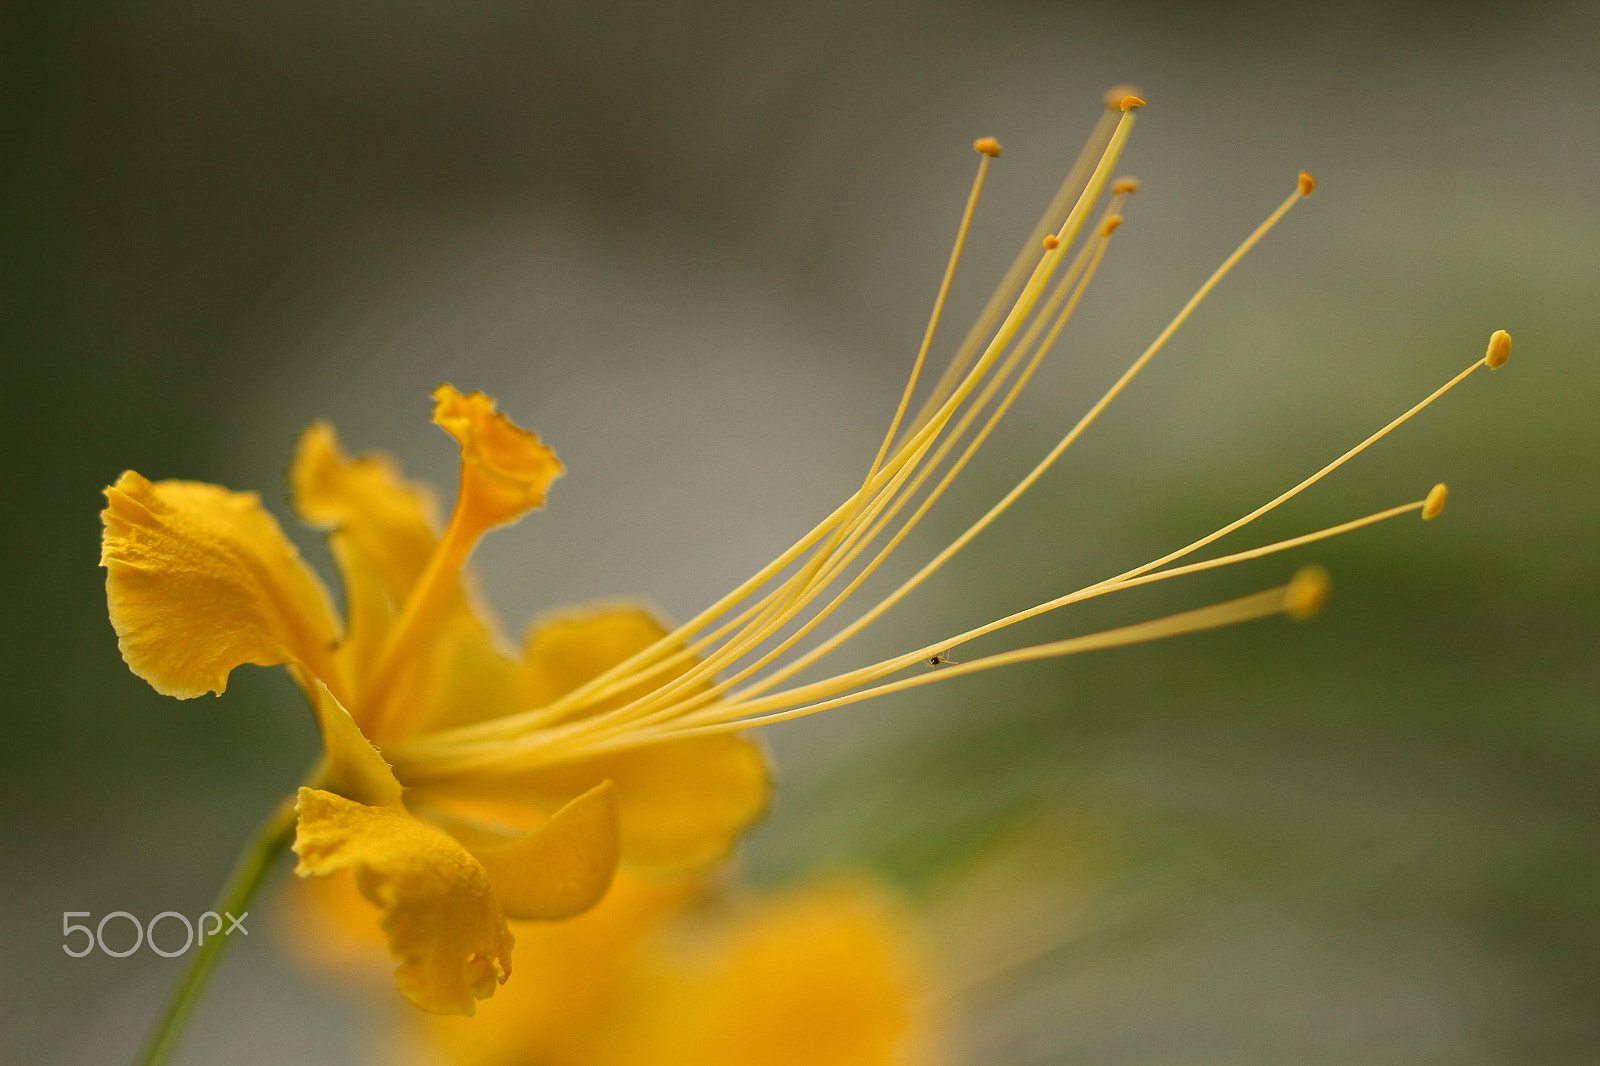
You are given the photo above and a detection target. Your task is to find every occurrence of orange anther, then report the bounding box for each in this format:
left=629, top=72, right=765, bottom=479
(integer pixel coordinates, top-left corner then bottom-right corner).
left=1100, top=215, right=1124, bottom=237
left=1042, top=234, right=1061, bottom=250
left=1117, top=95, right=1146, bottom=112
left=1298, top=171, right=1316, bottom=197
left=1112, top=176, right=1141, bottom=195
left=973, top=137, right=1002, bottom=157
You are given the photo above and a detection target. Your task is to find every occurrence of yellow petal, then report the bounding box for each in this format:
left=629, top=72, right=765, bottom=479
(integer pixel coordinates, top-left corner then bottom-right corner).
left=307, top=681, right=404, bottom=809
left=558, top=737, right=770, bottom=872
left=615, top=879, right=936, bottom=1066
left=432, top=385, right=564, bottom=531
left=290, top=421, right=441, bottom=616
left=289, top=422, right=438, bottom=676
left=471, top=780, right=620, bottom=921
left=100, top=471, right=342, bottom=699
left=483, top=605, right=772, bottom=870
left=428, top=734, right=769, bottom=874
left=519, top=605, right=690, bottom=720
left=292, top=788, right=514, bottom=1015
left=403, top=606, right=524, bottom=735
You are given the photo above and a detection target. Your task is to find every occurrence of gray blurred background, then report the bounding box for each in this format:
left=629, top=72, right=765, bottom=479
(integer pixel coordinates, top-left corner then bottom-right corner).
left=3, top=2, right=1597, bottom=1063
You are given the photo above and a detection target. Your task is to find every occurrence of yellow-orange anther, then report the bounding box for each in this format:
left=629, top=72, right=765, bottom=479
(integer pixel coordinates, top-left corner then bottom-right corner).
left=1100, top=215, right=1124, bottom=237
left=1485, top=329, right=1512, bottom=369
left=973, top=137, right=1002, bottom=157
left=1103, top=83, right=1143, bottom=109
left=1284, top=565, right=1332, bottom=622
left=1421, top=483, right=1449, bottom=521
left=1042, top=234, right=1061, bottom=250
left=1118, top=95, right=1146, bottom=112
left=1298, top=171, right=1316, bottom=197
left=1112, top=176, right=1141, bottom=195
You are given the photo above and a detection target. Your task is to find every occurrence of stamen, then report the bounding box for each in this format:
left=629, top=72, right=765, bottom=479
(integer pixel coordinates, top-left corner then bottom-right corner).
left=740, top=174, right=1309, bottom=697
left=1298, top=171, right=1316, bottom=197
left=866, top=136, right=1000, bottom=484
left=1089, top=352, right=1495, bottom=589
left=698, top=496, right=1428, bottom=732
left=615, top=575, right=1308, bottom=747
left=908, top=93, right=1134, bottom=432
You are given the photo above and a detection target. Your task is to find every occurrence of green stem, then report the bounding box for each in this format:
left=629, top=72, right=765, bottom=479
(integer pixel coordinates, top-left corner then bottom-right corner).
left=133, top=795, right=299, bottom=1066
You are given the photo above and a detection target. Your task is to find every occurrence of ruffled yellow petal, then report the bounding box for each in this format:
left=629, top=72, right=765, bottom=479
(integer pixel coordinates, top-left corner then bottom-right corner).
left=471, top=780, right=619, bottom=921
left=614, top=879, right=936, bottom=1066
left=307, top=680, right=404, bottom=809
left=100, top=471, right=342, bottom=699
left=432, top=385, right=563, bottom=531
left=292, top=788, right=514, bottom=1015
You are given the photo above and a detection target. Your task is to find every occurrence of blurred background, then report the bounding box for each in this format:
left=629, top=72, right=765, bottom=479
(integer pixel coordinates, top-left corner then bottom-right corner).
left=4, top=1, right=1597, bottom=1062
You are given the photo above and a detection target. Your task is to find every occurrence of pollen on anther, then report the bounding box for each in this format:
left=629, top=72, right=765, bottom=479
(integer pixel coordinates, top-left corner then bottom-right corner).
left=1100, top=215, right=1124, bottom=237
left=1284, top=565, right=1332, bottom=622
left=1298, top=171, right=1316, bottom=197
left=1485, top=329, right=1512, bottom=369
left=973, top=137, right=1002, bottom=157
left=1421, top=483, right=1449, bottom=521
left=1042, top=234, right=1061, bottom=250
left=1118, top=95, right=1146, bottom=111
left=1112, top=176, right=1141, bottom=195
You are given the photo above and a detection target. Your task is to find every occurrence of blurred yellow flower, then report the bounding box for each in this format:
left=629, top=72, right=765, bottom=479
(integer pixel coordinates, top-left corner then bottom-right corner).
left=101, top=385, right=770, bottom=1014
left=410, top=873, right=938, bottom=1066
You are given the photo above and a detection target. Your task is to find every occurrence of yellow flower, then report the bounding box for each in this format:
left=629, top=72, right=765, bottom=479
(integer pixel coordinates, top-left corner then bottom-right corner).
left=411, top=872, right=938, bottom=1066
left=103, top=90, right=1509, bottom=1021
left=101, top=385, right=770, bottom=1015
